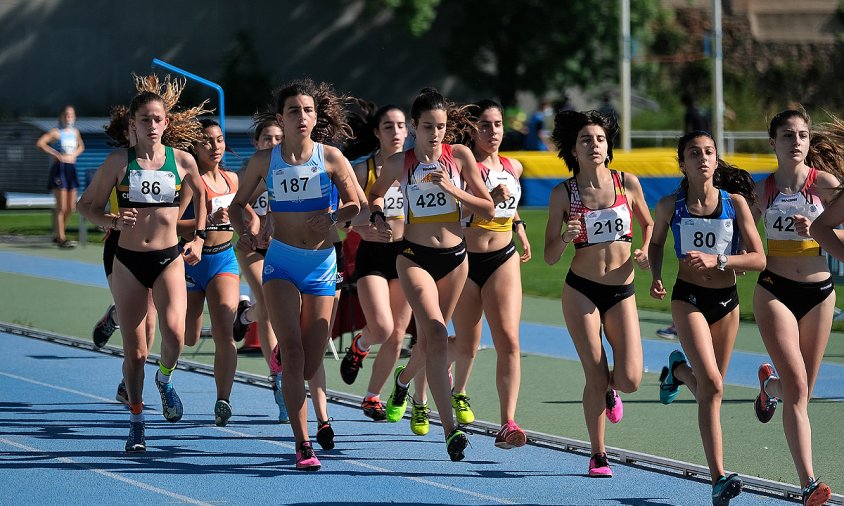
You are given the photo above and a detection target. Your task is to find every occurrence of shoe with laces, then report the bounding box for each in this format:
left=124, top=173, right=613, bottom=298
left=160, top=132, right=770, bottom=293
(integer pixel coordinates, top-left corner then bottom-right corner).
left=446, top=429, right=469, bottom=462
left=659, top=350, right=687, bottom=405
left=754, top=363, right=779, bottom=424
left=605, top=389, right=623, bottom=424
left=495, top=420, right=527, bottom=449
left=361, top=396, right=386, bottom=421
left=271, top=372, right=289, bottom=423
left=711, top=473, right=742, bottom=506
left=115, top=380, right=129, bottom=405
left=655, top=324, right=677, bottom=340
left=588, top=452, right=613, bottom=477
left=802, top=478, right=831, bottom=506
left=316, top=419, right=335, bottom=450
left=340, top=333, right=369, bottom=385
left=155, top=377, right=183, bottom=423
left=214, top=399, right=232, bottom=427
left=233, top=295, right=252, bottom=342
left=410, top=401, right=430, bottom=435
left=386, top=365, right=409, bottom=422
left=451, top=392, right=475, bottom=425
left=125, top=421, right=146, bottom=453
left=93, top=304, right=119, bottom=348
left=295, top=441, right=321, bottom=471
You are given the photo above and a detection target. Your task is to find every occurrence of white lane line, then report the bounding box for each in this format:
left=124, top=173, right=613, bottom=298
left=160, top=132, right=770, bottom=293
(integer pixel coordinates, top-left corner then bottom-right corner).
left=0, top=438, right=213, bottom=506
left=2, top=370, right=515, bottom=505
left=214, top=427, right=517, bottom=505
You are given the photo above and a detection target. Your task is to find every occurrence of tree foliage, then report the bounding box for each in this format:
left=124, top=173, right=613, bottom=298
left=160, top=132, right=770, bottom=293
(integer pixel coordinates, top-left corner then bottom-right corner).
left=368, top=0, right=661, bottom=106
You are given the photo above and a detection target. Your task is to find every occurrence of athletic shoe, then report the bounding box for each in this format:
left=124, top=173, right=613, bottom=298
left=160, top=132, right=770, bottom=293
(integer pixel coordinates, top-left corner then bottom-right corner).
left=295, top=441, right=321, bottom=471
left=655, top=324, right=677, bottom=340
left=588, top=452, right=613, bottom=478
left=155, top=377, right=183, bottom=423
left=385, top=365, right=409, bottom=422
left=316, top=419, right=335, bottom=450
left=272, top=372, right=289, bottom=423
left=659, top=350, right=687, bottom=405
left=495, top=420, right=527, bottom=449
left=451, top=392, right=475, bottom=425
left=802, top=478, right=832, bottom=506
left=445, top=429, right=469, bottom=462
left=605, top=389, right=623, bottom=424
left=57, top=239, right=77, bottom=249
left=754, top=363, right=779, bottom=424
left=232, top=295, right=252, bottom=342
left=125, top=421, right=146, bottom=453
left=340, top=333, right=368, bottom=385
left=93, top=304, right=119, bottom=348
left=711, top=473, right=742, bottom=506
left=115, top=380, right=129, bottom=405
left=410, top=401, right=430, bottom=436
left=214, top=399, right=232, bottom=427
left=361, top=397, right=386, bottom=421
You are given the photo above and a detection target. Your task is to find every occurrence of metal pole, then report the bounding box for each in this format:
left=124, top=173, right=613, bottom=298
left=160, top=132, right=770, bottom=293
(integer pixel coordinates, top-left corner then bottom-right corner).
left=150, top=58, right=226, bottom=138
left=620, top=0, right=632, bottom=150
left=712, top=0, right=724, bottom=150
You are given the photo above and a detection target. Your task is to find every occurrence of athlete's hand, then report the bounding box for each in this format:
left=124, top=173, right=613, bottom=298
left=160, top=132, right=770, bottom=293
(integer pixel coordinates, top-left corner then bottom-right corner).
left=372, top=214, right=392, bottom=237
left=431, top=168, right=457, bottom=195
left=562, top=213, right=581, bottom=244
left=794, top=214, right=812, bottom=237
left=683, top=250, right=717, bottom=270
left=650, top=278, right=667, bottom=300
left=236, top=231, right=257, bottom=253
left=306, top=213, right=334, bottom=234
left=634, top=248, right=650, bottom=270
left=490, top=184, right=510, bottom=206
left=519, top=242, right=532, bottom=262
left=212, top=207, right=229, bottom=226
left=182, top=239, right=203, bottom=266
left=120, top=208, right=138, bottom=230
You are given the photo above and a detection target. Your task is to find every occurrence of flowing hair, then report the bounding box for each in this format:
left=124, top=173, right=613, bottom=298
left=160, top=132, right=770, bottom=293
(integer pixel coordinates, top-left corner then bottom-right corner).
left=409, top=88, right=476, bottom=145
left=676, top=130, right=756, bottom=205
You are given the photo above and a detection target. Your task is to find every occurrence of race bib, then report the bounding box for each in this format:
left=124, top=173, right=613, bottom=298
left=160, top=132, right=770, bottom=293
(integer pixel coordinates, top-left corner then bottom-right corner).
left=272, top=165, right=321, bottom=202
left=489, top=173, right=521, bottom=219
left=383, top=185, right=405, bottom=218
left=765, top=203, right=820, bottom=241
left=407, top=182, right=456, bottom=218
left=128, top=170, right=177, bottom=204
left=584, top=205, right=631, bottom=243
left=252, top=191, right=269, bottom=216
left=679, top=217, right=733, bottom=255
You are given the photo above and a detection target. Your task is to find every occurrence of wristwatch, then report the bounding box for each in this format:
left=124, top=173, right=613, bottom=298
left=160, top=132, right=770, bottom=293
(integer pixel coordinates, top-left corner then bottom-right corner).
left=195, top=229, right=207, bottom=240
left=716, top=254, right=728, bottom=271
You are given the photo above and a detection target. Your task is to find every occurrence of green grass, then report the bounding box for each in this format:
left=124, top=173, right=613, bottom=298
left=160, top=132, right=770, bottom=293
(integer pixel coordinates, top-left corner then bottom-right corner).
left=0, top=209, right=104, bottom=243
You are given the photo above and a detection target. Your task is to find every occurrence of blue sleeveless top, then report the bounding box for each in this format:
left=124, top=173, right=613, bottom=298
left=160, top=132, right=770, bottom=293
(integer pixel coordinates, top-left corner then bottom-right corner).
left=266, top=142, right=334, bottom=212
left=670, top=189, right=740, bottom=258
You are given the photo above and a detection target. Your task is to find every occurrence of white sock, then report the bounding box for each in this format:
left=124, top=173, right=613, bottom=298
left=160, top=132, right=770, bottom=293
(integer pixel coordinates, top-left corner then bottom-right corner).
left=156, top=369, right=171, bottom=384
left=365, top=392, right=379, bottom=400
left=130, top=412, right=144, bottom=423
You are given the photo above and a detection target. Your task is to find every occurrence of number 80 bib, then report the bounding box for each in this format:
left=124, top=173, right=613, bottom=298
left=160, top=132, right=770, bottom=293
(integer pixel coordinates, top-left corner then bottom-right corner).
left=679, top=217, right=733, bottom=255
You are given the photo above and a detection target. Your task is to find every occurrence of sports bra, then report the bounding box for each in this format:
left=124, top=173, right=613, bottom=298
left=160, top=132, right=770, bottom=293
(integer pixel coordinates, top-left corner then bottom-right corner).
left=266, top=142, right=334, bottom=213
left=671, top=189, right=740, bottom=258
left=763, top=169, right=823, bottom=256
left=564, top=170, right=633, bottom=249
left=464, top=156, right=521, bottom=232
left=116, top=146, right=182, bottom=208
left=400, top=144, right=462, bottom=224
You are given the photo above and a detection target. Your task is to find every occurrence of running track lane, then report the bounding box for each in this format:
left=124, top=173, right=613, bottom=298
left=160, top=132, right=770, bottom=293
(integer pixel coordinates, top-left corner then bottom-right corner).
left=1, top=249, right=842, bottom=399
left=0, top=332, right=790, bottom=505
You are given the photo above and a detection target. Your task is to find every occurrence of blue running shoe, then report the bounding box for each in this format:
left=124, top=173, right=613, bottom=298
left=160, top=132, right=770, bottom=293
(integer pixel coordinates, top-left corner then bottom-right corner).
left=155, top=378, right=183, bottom=422
left=272, top=373, right=289, bottom=423
left=125, top=421, right=145, bottom=453
left=712, top=473, right=742, bottom=506
left=659, top=350, right=687, bottom=405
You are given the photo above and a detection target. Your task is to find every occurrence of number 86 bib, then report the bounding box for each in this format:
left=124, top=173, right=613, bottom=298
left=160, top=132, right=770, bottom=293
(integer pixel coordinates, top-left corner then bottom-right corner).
left=129, top=170, right=177, bottom=204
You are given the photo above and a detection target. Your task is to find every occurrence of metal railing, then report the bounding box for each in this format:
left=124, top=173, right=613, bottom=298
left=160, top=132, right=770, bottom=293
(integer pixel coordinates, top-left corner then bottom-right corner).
left=630, top=130, right=768, bottom=153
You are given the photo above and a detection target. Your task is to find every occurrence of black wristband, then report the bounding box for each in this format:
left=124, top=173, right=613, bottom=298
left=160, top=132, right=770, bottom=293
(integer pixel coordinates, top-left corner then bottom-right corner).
left=195, top=229, right=207, bottom=240
left=512, top=220, right=525, bottom=231
left=369, top=211, right=386, bottom=223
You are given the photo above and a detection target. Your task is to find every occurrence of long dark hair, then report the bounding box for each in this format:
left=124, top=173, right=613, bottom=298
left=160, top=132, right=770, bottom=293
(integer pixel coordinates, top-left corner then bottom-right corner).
left=551, top=110, right=618, bottom=175
left=676, top=130, right=756, bottom=205
left=769, top=108, right=844, bottom=185
left=460, top=99, right=503, bottom=148
left=254, top=78, right=352, bottom=146
left=409, top=88, right=476, bottom=145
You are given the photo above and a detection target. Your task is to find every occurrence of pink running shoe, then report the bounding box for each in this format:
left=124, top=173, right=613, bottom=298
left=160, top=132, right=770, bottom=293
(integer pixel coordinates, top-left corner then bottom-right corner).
left=588, top=452, right=613, bottom=478
left=605, top=389, right=623, bottom=424
left=495, top=420, right=527, bottom=449
left=270, top=344, right=282, bottom=376
left=295, top=441, right=321, bottom=471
